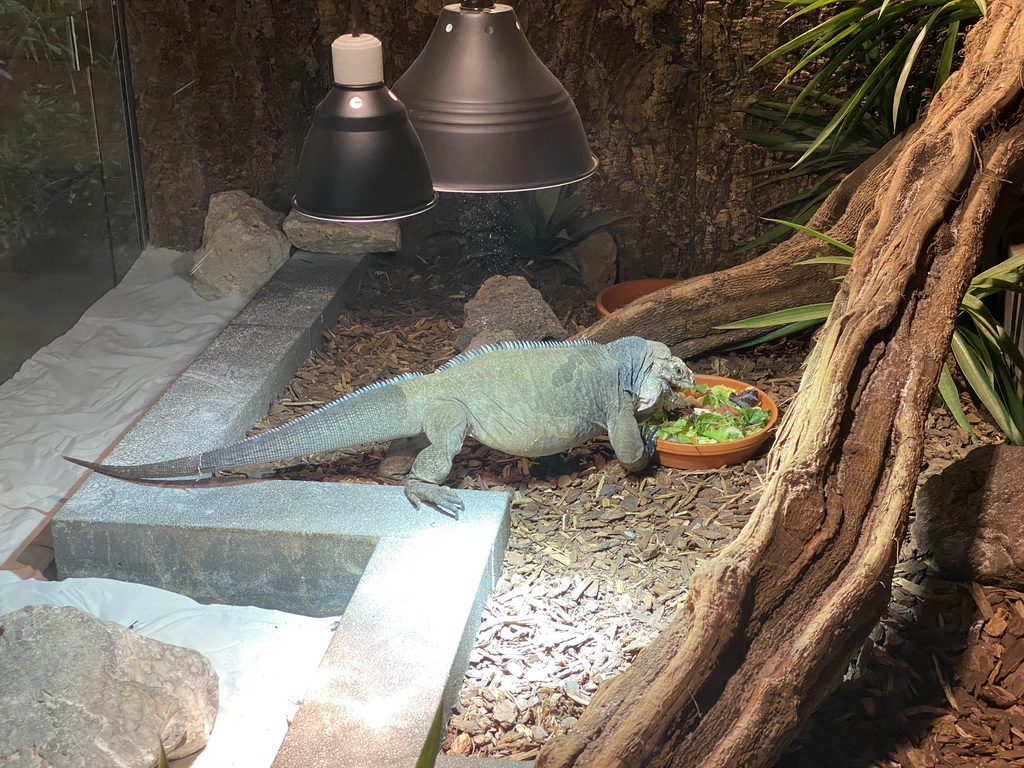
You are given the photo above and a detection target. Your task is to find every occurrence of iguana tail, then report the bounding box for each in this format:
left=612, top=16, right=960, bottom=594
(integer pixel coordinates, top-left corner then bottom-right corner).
left=65, top=454, right=204, bottom=482
left=65, top=373, right=424, bottom=481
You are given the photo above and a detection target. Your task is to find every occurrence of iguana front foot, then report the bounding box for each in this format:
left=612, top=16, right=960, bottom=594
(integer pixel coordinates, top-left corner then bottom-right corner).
left=404, top=479, right=464, bottom=519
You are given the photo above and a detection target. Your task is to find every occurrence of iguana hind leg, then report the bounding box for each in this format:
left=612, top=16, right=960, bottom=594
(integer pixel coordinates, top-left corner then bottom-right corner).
left=404, top=401, right=469, bottom=519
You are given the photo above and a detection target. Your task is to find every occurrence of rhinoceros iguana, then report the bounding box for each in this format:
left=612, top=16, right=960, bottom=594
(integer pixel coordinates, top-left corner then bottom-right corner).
left=66, top=336, right=695, bottom=517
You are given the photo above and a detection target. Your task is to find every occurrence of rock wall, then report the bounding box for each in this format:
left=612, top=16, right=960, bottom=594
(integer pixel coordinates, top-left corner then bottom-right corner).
left=124, top=0, right=799, bottom=279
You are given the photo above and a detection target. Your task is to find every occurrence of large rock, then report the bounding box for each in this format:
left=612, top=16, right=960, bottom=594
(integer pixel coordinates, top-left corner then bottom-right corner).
left=912, top=445, right=1024, bottom=588
left=573, top=231, right=618, bottom=292
left=192, top=190, right=292, bottom=300
left=282, top=210, right=401, bottom=254
left=0, top=604, right=219, bottom=767
left=455, top=275, right=568, bottom=352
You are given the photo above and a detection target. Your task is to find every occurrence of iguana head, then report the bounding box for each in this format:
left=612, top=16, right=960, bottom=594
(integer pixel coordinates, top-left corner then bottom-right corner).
left=614, top=337, right=696, bottom=411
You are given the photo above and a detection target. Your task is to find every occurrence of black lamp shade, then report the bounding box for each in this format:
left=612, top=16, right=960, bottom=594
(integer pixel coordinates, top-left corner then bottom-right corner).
left=293, top=83, right=437, bottom=221
left=392, top=3, right=598, bottom=193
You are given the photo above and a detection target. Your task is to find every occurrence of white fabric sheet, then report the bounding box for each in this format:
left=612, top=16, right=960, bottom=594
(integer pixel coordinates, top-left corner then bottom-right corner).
left=0, top=248, right=246, bottom=567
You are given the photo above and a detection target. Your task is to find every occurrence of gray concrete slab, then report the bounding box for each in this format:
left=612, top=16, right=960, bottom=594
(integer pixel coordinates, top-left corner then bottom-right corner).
left=105, top=250, right=366, bottom=464
left=271, top=500, right=509, bottom=768
left=435, top=756, right=533, bottom=768
left=53, top=480, right=507, bottom=617
left=232, top=251, right=364, bottom=337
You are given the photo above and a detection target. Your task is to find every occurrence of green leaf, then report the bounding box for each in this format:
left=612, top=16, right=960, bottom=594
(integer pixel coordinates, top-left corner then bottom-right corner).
left=937, top=362, right=977, bottom=442
left=720, top=317, right=827, bottom=349
left=959, top=293, right=1024, bottom=372
left=533, top=187, right=563, bottom=232
left=548, top=189, right=584, bottom=235
left=968, top=277, right=1024, bottom=300
left=796, top=255, right=854, bottom=266
left=523, top=236, right=572, bottom=257
left=565, top=209, right=628, bottom=239
left=937, top=19, right=958, bottom=91
left=953, top=329, right=1024, bottom=444
left=715, top=302, right=834, bottom=329
left=763, top=218, right=855, bottom=252
left=892, top=22, right=931, bottom=131
left=974, top=246, right=1024, bottom=281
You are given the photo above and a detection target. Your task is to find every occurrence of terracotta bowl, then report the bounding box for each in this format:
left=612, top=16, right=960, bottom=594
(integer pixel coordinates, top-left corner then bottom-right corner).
left=595, top=278, right=680, bottom=317
left=651, top=374, right=779, bottom=470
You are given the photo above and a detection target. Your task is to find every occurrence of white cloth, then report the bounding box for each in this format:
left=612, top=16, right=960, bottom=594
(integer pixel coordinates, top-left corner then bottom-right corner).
left=0, top=248, right=246, bottom=567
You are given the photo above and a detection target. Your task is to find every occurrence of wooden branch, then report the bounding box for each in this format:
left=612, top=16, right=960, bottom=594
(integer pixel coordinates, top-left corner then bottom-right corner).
left=576, top=132, right=908, bottom=357
left=541, top=3, right=1024, bottom=766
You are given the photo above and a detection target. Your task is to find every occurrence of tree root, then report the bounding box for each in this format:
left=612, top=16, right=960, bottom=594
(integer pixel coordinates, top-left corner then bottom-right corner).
left=544, top=3, right=1024, bottom=766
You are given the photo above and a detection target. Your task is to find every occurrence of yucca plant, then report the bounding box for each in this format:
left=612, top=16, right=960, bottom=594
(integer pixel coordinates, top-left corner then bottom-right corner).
left=719, top=222, right=1024, bottom=443
left=735, top=88, right=886, bottom=252
left=756, top=0, right=985, bottom=167
left=737, top=0, right=986, bottom=251
left=466, top=184, right=626, bottom=268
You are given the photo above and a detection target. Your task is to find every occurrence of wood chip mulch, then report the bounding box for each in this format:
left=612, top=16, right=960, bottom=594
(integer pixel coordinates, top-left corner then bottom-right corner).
left=250, top=248, right=1018, bottom=766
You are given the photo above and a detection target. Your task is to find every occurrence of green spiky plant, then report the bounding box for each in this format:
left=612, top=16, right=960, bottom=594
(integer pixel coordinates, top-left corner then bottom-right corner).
left=758, top=0, right=985, bottom=165
left=466, top=184, right=626, bottom=269
left=718, top=221, right=1024, bottom=444
left=737, top=0, right=986, bottom=250
left=718, top=1, right=1024, bottom=442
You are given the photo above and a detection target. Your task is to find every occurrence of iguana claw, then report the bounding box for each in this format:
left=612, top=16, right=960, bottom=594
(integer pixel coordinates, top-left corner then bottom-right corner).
left=640, top=423, right=660, bottom=457
left=404, top=480, right=464, bottom=520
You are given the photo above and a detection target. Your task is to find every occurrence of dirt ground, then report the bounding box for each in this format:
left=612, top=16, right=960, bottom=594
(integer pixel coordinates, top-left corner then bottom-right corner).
left=254, top=247, right=1023, bottom=767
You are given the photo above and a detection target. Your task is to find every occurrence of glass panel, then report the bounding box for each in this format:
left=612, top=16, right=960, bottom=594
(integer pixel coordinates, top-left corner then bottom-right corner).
left=0, top=0, right=143, bottom=382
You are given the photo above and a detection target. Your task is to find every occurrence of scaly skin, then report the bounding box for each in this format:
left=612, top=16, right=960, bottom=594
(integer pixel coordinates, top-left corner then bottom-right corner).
left=66, top=337, right=695, bottom=518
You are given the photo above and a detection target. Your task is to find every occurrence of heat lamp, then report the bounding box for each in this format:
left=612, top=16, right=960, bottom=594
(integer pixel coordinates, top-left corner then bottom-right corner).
left=293, top=0, right=597, bottom=221
left=392, top=0, right=598, bottom=192
left=293, top=13, right=437, bottom=221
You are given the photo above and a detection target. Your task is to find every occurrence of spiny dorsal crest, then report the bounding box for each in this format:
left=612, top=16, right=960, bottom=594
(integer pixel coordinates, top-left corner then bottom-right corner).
left=255, top=371, right=425, bottom=436
left=435, top=339, right=598, bottom=373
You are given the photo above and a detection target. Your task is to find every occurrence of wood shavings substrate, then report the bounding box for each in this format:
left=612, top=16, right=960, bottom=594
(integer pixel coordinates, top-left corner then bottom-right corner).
left=253, top=251, right=1014, bottom=766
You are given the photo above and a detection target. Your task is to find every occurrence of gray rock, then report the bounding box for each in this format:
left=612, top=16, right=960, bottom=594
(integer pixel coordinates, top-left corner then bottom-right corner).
left=912, top=444, right=1024, bottom=588
left=573, top=231, right=618, bottom=292
left=0, top=604, right=219, bottom=767
left=455, top=275, right=568, bottom=352
left=192, top=190, right=292, bottom=301
left=282, top=210, right=401, bottom=254
left=463, top=329, right=520, bottom=352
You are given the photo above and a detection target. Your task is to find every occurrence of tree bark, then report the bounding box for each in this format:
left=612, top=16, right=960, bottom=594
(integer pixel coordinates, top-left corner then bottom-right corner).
left=540, top=3, right=1024, bottom=767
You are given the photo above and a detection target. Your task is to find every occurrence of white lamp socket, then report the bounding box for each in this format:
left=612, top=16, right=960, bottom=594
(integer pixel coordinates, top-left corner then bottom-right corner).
left=331, top=34, right=385, bottom=86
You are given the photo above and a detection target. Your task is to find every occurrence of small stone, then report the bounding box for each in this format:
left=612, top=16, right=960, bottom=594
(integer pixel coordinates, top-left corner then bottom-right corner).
left=192, top=190, right=291, bottom=300
left=573, top=231, right=618, bottom=292
left=455, top=275, right=568, bottom=352
left=0, top=604, right=218, bottom=767
left=492, top=699, right=517, bottom=725
left=449, top=731, right=473, bottom=756
left=282, top=210, right=400, bottom=254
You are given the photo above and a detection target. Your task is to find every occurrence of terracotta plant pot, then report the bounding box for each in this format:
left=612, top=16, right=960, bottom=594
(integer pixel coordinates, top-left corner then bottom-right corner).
left=595, top=278, right=680, bottom=316
left=651, top=374, right=779, bottom=470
